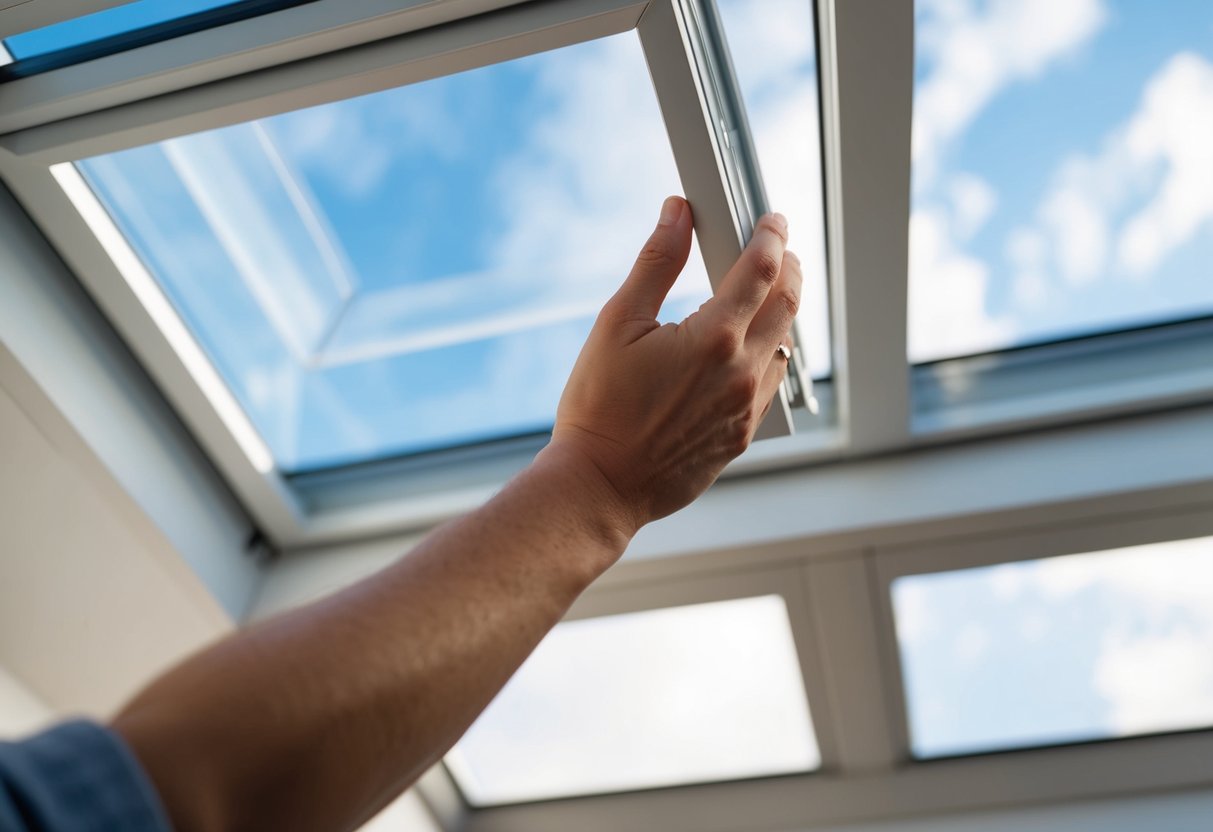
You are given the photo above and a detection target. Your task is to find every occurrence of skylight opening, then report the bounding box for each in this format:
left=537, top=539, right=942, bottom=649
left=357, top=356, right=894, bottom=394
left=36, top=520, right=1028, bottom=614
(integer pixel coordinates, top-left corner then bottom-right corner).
left=71, top=31, right=715, bottom=473
left=907, top=0, right=1213, bottom=364
left=893, top=535, right=1213, bottom=758
left=447, top=595, right=819, bottom=805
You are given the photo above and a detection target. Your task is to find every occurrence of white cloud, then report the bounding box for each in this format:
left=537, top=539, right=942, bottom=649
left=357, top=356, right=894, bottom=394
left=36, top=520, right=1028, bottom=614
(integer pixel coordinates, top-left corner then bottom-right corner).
left=1116, top=54, right=1213, bottom=275
left=914, top=0, right=1107, bottom=185
left=1094, top=629, right=1213, bottom=735
left=909, top=0, right=1107, bottom=359
left=1025, top=536, right=1213, bottom=737
left=908, top=206, right=1015, bottom=361
left=948, top=173, right=998, bottom=241
left=1006, top=52, right=1213, bottom=304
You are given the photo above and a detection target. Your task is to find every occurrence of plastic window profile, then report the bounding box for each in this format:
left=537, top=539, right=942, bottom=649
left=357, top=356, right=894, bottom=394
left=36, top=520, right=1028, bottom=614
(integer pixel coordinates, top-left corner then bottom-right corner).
left=677, top=0, right=817, bottom=416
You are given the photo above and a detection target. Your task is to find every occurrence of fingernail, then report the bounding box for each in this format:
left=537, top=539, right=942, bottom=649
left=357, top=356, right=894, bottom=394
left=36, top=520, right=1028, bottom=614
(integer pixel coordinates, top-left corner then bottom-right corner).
left=659, top=196, right=683, bottom=226
left=771, top=212, right=789, bottom=233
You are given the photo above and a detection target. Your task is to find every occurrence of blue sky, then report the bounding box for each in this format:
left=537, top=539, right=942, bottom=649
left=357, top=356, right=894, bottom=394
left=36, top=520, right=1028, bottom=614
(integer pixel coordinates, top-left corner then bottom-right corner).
left=910, top=0, right=1213, bottom=361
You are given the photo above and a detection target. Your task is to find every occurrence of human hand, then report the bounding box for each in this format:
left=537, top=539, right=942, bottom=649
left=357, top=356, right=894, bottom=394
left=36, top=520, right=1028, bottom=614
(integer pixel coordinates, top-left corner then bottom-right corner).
left=545, top=195, right=802, bottom=540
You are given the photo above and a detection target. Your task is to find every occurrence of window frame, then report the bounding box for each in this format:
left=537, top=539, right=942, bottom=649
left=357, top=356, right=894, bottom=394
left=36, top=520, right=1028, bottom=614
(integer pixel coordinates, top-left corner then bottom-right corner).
left=0, top=0, right=836, bottom=546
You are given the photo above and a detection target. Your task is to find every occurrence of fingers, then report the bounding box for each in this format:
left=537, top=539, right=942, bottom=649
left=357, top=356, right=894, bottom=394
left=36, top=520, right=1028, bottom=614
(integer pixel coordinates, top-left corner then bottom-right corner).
left=746, top=249, right=802, bottom=353
left=608, top=196, right=693, bottom=320
left=712, top=213, right=788, bottom=328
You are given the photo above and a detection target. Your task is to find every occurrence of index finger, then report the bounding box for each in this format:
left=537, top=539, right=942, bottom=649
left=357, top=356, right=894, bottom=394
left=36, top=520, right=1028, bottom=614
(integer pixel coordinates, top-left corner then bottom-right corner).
left=710, top=213, right=789, bottom=327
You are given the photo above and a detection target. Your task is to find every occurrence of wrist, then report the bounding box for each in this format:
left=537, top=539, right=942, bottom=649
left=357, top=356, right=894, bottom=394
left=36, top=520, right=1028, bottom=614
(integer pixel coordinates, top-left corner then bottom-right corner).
left=525, top=438, right=642, bottom=571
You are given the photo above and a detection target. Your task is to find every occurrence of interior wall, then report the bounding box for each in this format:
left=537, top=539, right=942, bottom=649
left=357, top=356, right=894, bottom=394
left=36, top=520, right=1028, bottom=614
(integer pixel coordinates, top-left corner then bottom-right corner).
left=0, top=665, right=54, bottom=740
left=0, top=182, right=261, bottom=619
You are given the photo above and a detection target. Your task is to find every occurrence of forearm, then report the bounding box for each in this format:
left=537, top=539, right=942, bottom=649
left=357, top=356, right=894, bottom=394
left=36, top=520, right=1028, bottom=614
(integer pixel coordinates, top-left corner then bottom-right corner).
left=113, top=443, right=632, bottom=832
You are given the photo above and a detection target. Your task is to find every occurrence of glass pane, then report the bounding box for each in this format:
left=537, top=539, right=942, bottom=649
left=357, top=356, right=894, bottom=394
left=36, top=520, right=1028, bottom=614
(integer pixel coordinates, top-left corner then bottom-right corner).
left=75, top=32, right=711, bottom=472
left=909, top=0, right=1213, bottom=363
left=717, top=0, right=830, bottom=378
left=3, top=0, right=257, bottom=61
left=893, top=535, right=1213, bottom=758
left=447, top=595, right=819, bottom=805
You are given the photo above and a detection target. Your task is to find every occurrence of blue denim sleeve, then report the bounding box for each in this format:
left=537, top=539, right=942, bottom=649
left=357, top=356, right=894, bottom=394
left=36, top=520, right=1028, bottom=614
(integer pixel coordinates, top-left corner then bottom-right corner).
left=0, top=720, right=172, bottom=832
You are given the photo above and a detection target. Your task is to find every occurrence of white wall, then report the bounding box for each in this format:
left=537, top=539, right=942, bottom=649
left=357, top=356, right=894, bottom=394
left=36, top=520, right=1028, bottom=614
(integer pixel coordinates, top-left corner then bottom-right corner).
left=0, top=183, right=261, bottom=619
left=0, top=665, right=54, bottom=740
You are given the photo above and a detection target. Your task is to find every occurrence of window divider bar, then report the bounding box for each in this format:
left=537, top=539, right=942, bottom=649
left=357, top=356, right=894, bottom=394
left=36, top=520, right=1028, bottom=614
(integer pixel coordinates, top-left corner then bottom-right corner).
left=819, top=0, right=913, bottom=454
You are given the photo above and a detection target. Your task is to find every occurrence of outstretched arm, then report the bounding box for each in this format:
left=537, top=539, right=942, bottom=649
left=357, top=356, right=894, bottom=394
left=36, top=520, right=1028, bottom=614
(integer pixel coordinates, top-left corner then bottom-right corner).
left=112, top=197, right=802, bottom=832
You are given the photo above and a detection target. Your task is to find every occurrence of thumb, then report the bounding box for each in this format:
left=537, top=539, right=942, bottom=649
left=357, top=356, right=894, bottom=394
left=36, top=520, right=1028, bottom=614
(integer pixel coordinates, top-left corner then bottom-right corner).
left=608, top=196, right=693, bottom=320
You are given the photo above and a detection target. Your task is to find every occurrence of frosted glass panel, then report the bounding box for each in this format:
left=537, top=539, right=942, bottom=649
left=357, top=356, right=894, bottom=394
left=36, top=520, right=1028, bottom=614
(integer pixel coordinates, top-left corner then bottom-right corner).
left=447, top=595, right=819, bottom=804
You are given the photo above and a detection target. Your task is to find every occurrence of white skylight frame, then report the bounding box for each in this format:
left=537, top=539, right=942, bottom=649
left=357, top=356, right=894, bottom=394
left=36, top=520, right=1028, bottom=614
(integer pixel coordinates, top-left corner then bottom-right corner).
left=0, top=0, right=841, bottom=546
left=451, top=500, right=1213, bottom=832
left=1, top=0, right=1205, bottom=549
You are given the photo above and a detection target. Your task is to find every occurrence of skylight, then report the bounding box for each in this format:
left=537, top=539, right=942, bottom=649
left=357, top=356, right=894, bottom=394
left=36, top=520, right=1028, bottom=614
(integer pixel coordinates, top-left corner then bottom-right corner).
left=2, top=0, right=308, bottom=70
left=893, top=535, right=1213, bottom=758
left=908, top=0, right=1213, bottom=363
left=716, top=0, right=830, bottom=378
left=447, top=595, right=819, bottom=805
left=75, top=31, right=713, bottom=472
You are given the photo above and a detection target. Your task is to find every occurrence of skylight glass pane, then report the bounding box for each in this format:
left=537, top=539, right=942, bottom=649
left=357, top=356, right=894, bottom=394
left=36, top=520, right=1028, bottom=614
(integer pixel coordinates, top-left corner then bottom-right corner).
left=447, top=595, right=819, bottom=805
left=909, top=0, right=1213, bottom=363
left=3, top=0, right=260, bottom=61
left=893, top=535, right=1213, bottom=758
left=75, top=32, right=711, bottom=472
left=717, top=0, right=830, bottom=378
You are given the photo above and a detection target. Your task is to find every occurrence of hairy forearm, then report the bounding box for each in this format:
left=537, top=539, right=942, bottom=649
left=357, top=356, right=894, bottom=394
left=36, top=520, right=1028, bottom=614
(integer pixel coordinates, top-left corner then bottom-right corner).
left=113, top=443, right=632, bottom=832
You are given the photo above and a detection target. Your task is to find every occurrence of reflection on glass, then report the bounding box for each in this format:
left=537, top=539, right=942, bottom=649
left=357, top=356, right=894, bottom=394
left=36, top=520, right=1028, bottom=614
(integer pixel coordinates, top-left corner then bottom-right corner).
left=447, top=595, right=819, bottom=805
left=909, top=0, right=1213, bottom=363
left=76, top=32, right=711, bottom=471
left=893, top=535, right=1213, bottom=757
left=3, top=0, right=248, bottom=61
left=716, top=0, right=831, bottom=378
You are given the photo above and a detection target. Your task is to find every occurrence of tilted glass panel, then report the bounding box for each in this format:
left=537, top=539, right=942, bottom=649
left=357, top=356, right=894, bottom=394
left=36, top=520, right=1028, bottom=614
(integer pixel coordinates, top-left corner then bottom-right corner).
left=909, top=0, right=1213, bottom=363
left=3, top=0, right=261, bottom=61
left=716, top=0, right=831, bottom=378
left=893, top=535, right=1213, bottom=757
left=75, top=32, right=712, bottom=472
left=447, top=595, right=819, bottom=805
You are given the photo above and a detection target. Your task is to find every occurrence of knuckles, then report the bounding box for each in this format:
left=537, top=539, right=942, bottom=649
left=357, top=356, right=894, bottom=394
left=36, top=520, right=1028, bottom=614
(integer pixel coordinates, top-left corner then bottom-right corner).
left=751, top=250, right=783, bottom=286
left=774, top=287, right=801, bottom=319
left=635, top=238, right=680, bottom=271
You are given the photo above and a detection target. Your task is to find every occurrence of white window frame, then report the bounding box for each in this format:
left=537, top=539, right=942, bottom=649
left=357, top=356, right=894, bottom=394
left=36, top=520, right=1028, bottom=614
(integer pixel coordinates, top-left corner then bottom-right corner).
left=0, top=0, right=838, bottom=547
left=439, top=502, right=1213, bottom=832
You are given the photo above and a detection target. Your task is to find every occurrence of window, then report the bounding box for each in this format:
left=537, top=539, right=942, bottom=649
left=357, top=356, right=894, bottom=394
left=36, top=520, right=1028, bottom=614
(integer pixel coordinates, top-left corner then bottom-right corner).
left=446, top=595, right=819, bottom=804
left=908, top=0, right=1213, bottom=363
left=75, top=31, right=711, bottom=472
left=893, top=535, right=1213, bottom=757
left=1, top=0, right=315, bottom=77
